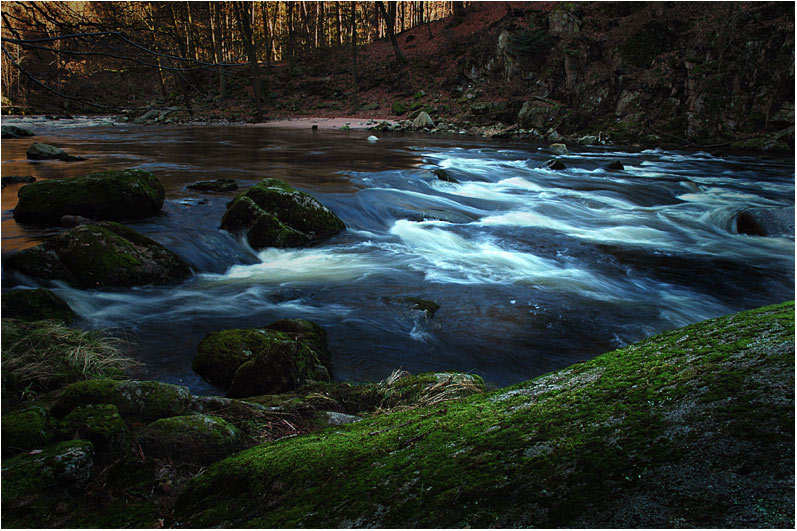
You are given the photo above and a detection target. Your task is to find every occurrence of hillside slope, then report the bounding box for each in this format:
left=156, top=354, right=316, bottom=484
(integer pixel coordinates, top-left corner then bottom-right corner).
left=176, top=301, right=794, bottom=528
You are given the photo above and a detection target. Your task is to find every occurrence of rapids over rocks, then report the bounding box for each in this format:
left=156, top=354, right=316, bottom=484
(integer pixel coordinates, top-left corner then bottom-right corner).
left=2, top=116, right=794, bottom=395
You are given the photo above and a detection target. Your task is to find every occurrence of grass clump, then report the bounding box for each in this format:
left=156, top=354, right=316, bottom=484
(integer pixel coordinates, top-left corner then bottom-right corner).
left=1, top=318, right=139, bottom=399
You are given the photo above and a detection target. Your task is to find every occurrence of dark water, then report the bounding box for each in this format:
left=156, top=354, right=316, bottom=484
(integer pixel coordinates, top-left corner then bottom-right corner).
left=2, top=116, right=794, bottom=394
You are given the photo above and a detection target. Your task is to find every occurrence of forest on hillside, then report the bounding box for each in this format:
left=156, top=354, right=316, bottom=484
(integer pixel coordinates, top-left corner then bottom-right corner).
left=2, top=1, right=465, bottom=117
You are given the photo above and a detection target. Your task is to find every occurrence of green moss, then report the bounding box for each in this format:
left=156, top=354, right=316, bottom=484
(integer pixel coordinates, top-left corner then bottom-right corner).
left=13, top=169, right=164, bottom=223
left=176, top=301, right=794, bottom=528
left=195, top=320, right=333, bottom=397
left=220, top=179, right=344, bottom=250
left=1, top=288, right=76, bottom=322
left=137, top=414, right=241, bottom=465
left=391, top=101, right=407, bottom=115
left=59, top=404, right=129, bottom=456
left=1, top=406, right=53, bottom=456
left=52, top=379, right=193, bottom=421
left=194, top=328, right=292, bottom=389
left=6, top=222, right=191, bottom=288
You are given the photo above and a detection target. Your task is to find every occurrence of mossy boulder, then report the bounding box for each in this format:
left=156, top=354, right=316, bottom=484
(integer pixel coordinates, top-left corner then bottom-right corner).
left=13, top=169, right=164, bottom=223
left=194, top=321, right=333, bottom=398
left=2, top=439, right=94, bottom=510
left=58, top=404, right=129, bottom=457
left=391, top=101, right=407, bottom=115
left=5, top=221, right=191, bottom=288
left=1, top=125, right=35, bottom=139
left=1, top=406, right=54, bottom=457
left=220, top=178, right=345, bottom=250
left=138, top=414, right=241, bottom=465
left=187, top=178, right=238, bottom=192
left=176, top=301, right=794, bottom=528
left=1, top=288, right=76, bottom=322
left=52, top=379, right=193, bottom=421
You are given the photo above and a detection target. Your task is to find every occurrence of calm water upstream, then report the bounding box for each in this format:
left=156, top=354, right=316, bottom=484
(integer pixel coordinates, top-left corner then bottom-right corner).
left=2, top=116, right=794, bottom=395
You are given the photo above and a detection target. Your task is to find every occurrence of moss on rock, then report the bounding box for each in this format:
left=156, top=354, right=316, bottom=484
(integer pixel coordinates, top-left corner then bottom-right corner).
left=1, top=288, right=76, bottom=323
left=194, top=320, right=333, bottom=397
left=5, top=221, right=191, bottom=288
left=220, top=178, right=345, bottom=250
left=176, top=301, right=794, bottom=528
left=59, top=404, right=129, bottom=456
left=137, top=414, right=241, bottom=465
left=1, top=406, right=53, bottom=457
left=52, top=379, right=193, bottom=421
left=13, top=169, right=164, bottom=223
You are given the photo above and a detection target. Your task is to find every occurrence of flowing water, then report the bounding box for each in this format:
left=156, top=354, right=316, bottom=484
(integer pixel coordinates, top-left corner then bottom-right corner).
left=2, top=116, right=794, bottom=394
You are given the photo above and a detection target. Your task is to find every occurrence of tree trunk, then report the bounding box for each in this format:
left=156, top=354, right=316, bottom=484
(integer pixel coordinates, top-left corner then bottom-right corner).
left=287, top=1, right=295, bottom=75
left=336, top=2, right=343, bottom=46
left=209, top=2, right=226, bottom=98
left=234, top=1, right=263, bottom=122
left=376, top=1, right=406, bottom=66
left=350, top=1, right=358, bottom=113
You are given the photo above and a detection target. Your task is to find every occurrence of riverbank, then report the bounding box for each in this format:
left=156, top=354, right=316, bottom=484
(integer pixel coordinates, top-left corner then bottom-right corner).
left=2, top=301, right=793, bottom=527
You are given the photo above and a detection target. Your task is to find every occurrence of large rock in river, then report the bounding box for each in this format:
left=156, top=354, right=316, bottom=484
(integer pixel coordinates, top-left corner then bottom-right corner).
left=5, top=221, right=191, bottom=288
left=220, top=178, right=345, bottom=250
left=735, top=206, right=795, bottom=238
left=194, top=319, right=332, bottom=397
left=1, top=288, right=76, bottom=322
left=13, top=169, right=165, bottom=223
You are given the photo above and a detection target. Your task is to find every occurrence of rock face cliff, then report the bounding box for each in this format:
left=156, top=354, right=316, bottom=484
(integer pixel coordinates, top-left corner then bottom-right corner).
left=444, top=2, right=794, bottom=148
left=176, top=301, right=794, bottom=528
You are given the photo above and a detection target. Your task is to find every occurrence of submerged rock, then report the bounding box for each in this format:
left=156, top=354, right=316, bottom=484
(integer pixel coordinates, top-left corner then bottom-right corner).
left=13, top=169, right=165, bottom=223
left=606, top=160, right=625, bottom=171
left=187, top=179, right=238, bottom=192
left=26, top=142, right=86, bottom=161
left=194, top=319, right=333, bottom=397
left=1, top=175, right=35, bottom=188
left=433, top=168, right=459, bottom=183
left=1, top=125, right=35, bottom=139
left=5, top=221, right=191, bottom=288
left=220, top=178, right=345, bottom=250
left=735, top=206, right=795, bottom=238
left=1, top=288, right=76, bottom=323
left=138, top=414, right=241, bottom=465
left=542, top=158, right=567, bottom=170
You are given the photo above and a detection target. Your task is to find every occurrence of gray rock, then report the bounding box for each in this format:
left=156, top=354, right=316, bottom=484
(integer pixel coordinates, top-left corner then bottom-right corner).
left=550, top=143, right=568, bottom=155
left=1, top=125, right=35, bottom=139
left=325, top=411, right=362, bottom=426
left=26, top=143, right=67, bottom=160
left=542, top=159, right=567, bottom=170
left=412, top=111, right=435, bottom=130
left=736, top=206, right=795, bottom=238
left=133, top=108, right=159, bottom=124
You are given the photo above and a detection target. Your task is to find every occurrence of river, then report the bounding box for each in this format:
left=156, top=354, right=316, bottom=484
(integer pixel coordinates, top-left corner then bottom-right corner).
left=2, top=115, right=794, bottom=395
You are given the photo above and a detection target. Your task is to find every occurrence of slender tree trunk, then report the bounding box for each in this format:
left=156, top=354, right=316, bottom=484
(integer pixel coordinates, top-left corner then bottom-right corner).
left=350, top=1, right=358, bottom=112
left=336, top=2, right=343, bottom=46
left=287, top=1, right=295, bottom=75
left=234, top=1, right=263, bottom=122
left=209, top=2, right=226, bottom=98
left=376, top=1, right=406, bottom=65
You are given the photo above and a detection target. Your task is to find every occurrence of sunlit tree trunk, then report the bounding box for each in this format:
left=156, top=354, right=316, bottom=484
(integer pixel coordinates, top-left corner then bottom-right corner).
left=350, top=1, right=358, bottom=112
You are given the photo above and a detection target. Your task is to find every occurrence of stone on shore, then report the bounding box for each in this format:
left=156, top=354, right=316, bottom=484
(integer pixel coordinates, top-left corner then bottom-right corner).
left=26, top=142, right=86, bottom=161
left=137, top=414, right=241, bottom=465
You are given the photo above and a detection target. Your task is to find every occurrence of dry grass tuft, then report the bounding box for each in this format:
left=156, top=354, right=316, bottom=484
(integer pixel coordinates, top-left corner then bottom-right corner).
left=2, top=318, right=140, bottom=395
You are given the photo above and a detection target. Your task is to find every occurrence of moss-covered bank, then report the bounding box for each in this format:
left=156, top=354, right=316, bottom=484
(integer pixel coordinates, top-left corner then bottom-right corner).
left=176, top=301, right=795, bottom=528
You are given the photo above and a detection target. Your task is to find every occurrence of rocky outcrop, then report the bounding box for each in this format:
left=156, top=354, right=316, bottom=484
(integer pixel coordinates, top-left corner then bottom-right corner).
left=13, top=169, right=165, bottom=223
left=176, top=301, right=795, bottom=528
left=5, top=221, right=191, bottom=288
left=1, top=176, right=35, bottom=188
left=1, top=288, right=76, bottom=323
left=220, top=178, right=345, bottom=250
left=193, top=319, right=332, bottom=397
left=412, top=111, right=435, bottom=130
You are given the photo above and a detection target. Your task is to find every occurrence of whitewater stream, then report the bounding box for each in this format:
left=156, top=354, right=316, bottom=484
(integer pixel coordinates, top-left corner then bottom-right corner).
left=2, top=116, right=794, bottom=394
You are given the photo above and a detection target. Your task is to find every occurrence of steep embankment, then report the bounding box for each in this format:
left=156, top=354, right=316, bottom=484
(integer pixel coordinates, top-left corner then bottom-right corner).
left=176, top=301, right=794, bottom=528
